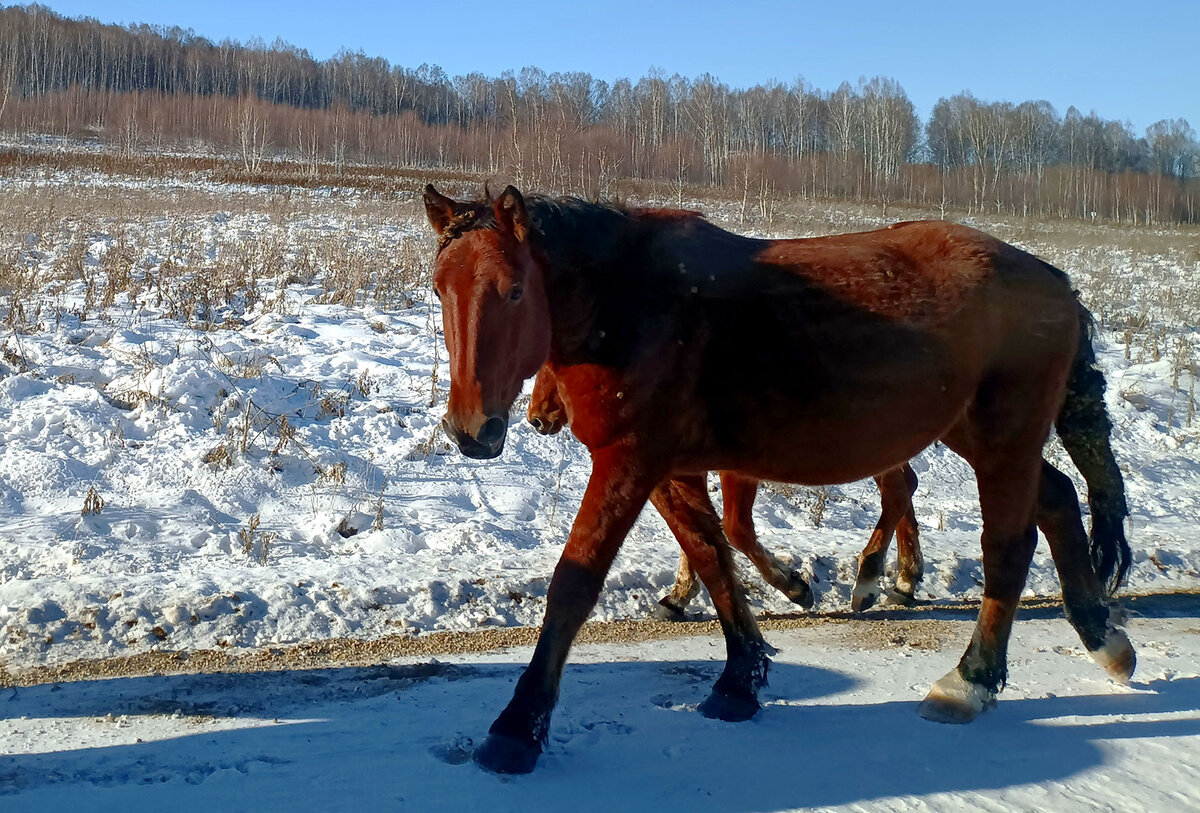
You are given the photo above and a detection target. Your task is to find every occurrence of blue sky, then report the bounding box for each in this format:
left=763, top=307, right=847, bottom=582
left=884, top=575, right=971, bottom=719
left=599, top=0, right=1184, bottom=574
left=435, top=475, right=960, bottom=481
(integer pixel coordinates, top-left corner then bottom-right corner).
left=37, top=0, right=1199, bottom=134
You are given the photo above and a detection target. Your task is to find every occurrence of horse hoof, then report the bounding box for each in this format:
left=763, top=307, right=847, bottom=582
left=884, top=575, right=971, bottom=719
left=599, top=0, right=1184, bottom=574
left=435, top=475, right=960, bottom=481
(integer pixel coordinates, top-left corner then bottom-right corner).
left=472, top=733, right=542, bottom=775
left=1090, top=627, right=1136, bottom=683
left=851, top=574, right=882, bottom=612
left=918, top=669, right=996, bottom=724
left=698, top=689, right=761, bottom=722
left=651, top=599, right=688, bottom=623
left=886, top=588, right=917, bottom=607
left=785, top=573, right=815, bottom=608
left=851, top=590, right=879, bottom=613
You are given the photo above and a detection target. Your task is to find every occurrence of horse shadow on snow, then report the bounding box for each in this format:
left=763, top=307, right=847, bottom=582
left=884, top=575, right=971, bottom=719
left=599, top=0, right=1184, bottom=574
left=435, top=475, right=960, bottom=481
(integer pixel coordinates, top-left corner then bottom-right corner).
left=1, top=657, right=1198, bottom=810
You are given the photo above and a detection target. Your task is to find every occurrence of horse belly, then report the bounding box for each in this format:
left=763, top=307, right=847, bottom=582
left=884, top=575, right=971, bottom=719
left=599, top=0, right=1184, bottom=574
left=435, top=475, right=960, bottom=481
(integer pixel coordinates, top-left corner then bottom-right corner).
left=691, top=324, right=981, bottom=484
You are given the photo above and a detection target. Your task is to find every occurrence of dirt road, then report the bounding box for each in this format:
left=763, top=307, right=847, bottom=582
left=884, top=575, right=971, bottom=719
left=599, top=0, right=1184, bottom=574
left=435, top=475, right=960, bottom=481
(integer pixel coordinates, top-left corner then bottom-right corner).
left=6, top=592, right=1194, bottom=688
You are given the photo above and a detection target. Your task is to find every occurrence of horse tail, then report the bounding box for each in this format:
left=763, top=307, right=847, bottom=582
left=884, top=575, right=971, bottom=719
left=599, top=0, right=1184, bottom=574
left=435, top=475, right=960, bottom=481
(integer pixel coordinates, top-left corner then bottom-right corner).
left=1055, top=297, right=1130, bottom=598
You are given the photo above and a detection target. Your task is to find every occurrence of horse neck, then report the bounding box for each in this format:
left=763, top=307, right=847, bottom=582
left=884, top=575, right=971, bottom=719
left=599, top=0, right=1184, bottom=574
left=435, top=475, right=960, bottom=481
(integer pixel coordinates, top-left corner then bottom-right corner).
left=528, top=199, right=634, bottom=358
left=537, top=246, right=600, bottom=360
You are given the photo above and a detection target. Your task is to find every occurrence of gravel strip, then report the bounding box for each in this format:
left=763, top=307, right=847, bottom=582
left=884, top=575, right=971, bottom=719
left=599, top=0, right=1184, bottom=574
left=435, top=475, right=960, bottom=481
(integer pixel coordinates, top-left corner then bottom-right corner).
left=3, top=592, right=1191, bottom=689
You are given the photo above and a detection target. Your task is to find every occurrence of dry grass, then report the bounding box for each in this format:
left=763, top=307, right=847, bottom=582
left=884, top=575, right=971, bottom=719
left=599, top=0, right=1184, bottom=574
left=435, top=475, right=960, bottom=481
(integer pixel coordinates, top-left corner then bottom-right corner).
left=0, top=160, right=436, bottom=336
left=81, top=486, right=105, bottom=516
left=3, top=146, right=1196, bottom=443
left=0, top=147, right=479, bottom=196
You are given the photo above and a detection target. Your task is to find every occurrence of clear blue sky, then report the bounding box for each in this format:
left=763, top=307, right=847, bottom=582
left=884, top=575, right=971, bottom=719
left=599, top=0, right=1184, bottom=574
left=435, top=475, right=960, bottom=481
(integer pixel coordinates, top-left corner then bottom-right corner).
left=36, top=0, right=1200, bottom=134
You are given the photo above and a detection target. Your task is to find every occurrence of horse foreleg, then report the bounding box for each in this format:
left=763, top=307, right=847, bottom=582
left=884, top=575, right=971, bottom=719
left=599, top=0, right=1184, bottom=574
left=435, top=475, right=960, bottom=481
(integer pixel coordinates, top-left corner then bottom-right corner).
left=853, top=465, right=916, bottom=611
left=651, top=474, right=771, bottom=722
left=1037, top=459, right=1135, bottom=681
left=890, top=464, right=924, bottom=605
left=920, top=451, right=1041, bottom=724
left=474, top=448, right=658, bottom=774
left=721, top=473, right=814, bottom=608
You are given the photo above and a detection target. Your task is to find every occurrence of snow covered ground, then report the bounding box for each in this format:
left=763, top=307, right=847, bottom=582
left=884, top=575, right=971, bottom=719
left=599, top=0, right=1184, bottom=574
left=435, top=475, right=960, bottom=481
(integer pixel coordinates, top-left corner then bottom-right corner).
left=0, top=161, right=1198, bottom=804
left=1, top=166, right=1197, bottom=671
left=1, top=602, right=1198, bottom=811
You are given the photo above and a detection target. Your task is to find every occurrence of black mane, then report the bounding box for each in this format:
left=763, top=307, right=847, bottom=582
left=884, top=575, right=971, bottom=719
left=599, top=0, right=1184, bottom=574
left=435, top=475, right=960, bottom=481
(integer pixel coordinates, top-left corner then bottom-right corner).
left=525, top=195, right=773, bottom=301
left=444, top=189, right=773, bottom=301
left=525, top=195, right=643, bottom=280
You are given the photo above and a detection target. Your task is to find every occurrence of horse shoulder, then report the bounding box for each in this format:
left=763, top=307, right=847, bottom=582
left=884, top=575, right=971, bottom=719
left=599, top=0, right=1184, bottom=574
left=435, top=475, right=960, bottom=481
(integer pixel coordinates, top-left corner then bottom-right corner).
left=554, top=364, right=639, bottom=450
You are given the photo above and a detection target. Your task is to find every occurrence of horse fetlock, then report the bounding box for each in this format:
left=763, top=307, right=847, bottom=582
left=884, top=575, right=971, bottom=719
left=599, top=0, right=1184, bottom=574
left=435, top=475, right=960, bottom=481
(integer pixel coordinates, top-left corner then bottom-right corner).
left=488, top=693, right=553, bottom=744
left=714, top=644, right=771, bottom=698
left=918, top=668, right=998, bottom=724
left=1062, top=596, right=1115, bottom=652
left=894, top=568, right=922, bottom=597
left=1089, top=626, right=1136, bottom=683
left=757, top=637, right=779, bottom=659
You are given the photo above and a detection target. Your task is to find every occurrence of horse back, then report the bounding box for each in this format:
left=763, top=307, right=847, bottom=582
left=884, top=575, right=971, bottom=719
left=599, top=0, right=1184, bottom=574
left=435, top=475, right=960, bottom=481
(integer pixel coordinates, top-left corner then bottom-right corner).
left=753, top=220, right=1061, bottom=325
left=670, top=221, right=1079, bottom=481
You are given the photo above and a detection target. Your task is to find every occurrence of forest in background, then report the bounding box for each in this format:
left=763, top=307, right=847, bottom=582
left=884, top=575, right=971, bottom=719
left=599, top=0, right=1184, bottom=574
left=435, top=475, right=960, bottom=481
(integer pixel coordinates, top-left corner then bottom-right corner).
left=0, top=3, right=1197, bottom=224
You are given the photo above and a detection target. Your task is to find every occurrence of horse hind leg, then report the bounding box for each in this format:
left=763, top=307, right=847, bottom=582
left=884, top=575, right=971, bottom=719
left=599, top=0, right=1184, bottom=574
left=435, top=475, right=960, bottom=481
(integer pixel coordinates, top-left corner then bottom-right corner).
left=651, top=475, right=772, bottom=723
left=653, top=551, right=702, bottom=621
left=853, top=466, right=915, bottom=612
left=921, top=456, right=1136, bottom=728
left=1037, top=459, right=1135, bottom=681
left=721, top=473, right=814, bottom=608
left=920, top=453, right=1041, bottom=723
left=920, top=382, right=1053, bottom=725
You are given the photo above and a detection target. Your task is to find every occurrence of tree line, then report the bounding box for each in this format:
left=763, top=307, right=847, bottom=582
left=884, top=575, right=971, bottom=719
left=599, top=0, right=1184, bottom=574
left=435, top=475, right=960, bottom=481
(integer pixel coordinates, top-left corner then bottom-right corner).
left=1, top=4, right=1197, bottom=223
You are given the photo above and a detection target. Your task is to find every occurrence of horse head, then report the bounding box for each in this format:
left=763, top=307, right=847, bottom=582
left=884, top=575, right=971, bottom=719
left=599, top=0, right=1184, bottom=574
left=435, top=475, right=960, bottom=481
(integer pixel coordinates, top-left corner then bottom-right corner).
left=424, top=184, right=551, bottom=459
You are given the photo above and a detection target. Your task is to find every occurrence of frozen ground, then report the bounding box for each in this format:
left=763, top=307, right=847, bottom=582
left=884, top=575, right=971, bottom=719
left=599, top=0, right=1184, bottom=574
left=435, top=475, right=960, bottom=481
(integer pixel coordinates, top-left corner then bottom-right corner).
left=1, top=599, right=1199, bottom=811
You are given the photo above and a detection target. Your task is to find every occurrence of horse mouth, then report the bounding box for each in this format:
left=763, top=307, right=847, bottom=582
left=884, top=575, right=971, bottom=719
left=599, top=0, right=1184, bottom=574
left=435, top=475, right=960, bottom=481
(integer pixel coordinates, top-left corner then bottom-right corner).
left=443, top=414, right=508, bottom=459
left=456, top=435, right=506, bottom=459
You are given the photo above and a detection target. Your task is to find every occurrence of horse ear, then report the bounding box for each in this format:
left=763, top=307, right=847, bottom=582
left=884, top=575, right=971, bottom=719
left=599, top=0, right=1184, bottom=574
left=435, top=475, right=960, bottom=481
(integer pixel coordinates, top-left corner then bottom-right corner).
left=423, top=184, right=456, bottom=235
left=494, top=185, right=529, bottom=243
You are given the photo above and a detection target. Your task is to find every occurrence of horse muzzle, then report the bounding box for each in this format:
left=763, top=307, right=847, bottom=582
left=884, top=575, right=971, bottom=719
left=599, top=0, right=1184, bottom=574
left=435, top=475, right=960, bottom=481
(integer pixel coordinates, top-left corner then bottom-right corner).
left=528, top=414, right=564, bottom=435
left=442, top=414, right=508, bottom=459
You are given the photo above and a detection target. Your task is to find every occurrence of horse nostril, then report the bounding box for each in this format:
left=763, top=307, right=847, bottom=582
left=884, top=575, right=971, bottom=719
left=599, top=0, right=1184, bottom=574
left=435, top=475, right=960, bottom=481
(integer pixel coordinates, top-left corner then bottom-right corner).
left=477, top=415, right=507, bottom=446
left=530, top=417, right=545, bottom=432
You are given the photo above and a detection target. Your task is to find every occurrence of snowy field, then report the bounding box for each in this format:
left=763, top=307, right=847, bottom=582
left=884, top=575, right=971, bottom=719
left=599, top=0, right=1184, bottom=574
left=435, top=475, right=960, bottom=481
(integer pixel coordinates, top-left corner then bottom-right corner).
left=0, top=158, right=1199, bottom=805
left=1, top=164, right=1197, bottom=667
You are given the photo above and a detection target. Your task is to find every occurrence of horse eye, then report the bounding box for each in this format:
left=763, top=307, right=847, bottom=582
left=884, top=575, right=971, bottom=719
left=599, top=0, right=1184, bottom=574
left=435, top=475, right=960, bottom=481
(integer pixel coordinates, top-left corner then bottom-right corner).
left=509, top=283, right=524, bottom=303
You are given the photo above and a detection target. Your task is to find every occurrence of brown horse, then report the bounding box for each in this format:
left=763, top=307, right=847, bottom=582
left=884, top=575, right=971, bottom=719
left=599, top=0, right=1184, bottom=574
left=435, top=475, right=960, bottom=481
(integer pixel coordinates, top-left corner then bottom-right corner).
left=424, top=185, right=1133, bottom=774
left=528, top=363, right=921, bottom=613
